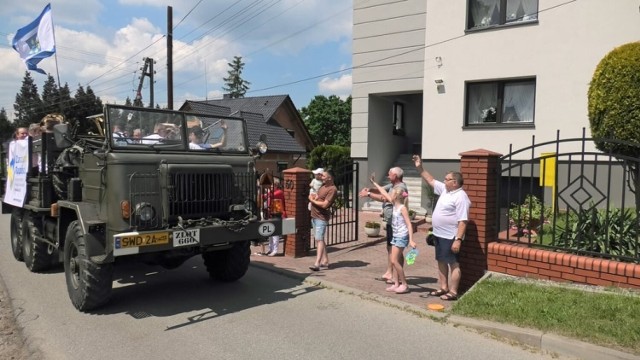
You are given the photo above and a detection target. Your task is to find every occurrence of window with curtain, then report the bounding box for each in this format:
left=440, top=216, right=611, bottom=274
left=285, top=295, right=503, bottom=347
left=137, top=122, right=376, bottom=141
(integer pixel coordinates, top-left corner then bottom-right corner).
left=468, top=0, right=538, bottom=30
left=465, top=78, right=535, bottom=126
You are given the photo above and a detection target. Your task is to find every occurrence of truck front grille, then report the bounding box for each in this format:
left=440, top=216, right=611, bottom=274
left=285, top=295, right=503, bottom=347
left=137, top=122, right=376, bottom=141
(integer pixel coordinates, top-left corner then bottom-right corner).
left=169, top=172, right=234, bottom=219
left=164, top=164, right=257, bottom=221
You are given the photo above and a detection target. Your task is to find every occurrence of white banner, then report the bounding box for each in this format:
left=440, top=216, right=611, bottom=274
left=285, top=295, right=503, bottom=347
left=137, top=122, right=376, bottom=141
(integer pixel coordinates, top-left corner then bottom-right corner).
left=3, top=140, right=29, bottom=207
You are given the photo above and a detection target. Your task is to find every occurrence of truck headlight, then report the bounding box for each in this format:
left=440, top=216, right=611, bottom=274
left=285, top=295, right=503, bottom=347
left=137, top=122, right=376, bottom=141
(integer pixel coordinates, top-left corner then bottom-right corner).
left=135, top=202, right=156, bottom=222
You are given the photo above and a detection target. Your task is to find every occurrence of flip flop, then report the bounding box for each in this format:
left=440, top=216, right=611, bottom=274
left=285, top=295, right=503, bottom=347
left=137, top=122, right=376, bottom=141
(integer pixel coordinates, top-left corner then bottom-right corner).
left=374, top=276, right=393, bottom=282
left=429, top=289, right=448, bottom=297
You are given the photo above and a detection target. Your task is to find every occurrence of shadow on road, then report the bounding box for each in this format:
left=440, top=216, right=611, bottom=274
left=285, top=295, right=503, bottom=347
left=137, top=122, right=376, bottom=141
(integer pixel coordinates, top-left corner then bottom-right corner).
left=92, top=257, right=320, bottom=330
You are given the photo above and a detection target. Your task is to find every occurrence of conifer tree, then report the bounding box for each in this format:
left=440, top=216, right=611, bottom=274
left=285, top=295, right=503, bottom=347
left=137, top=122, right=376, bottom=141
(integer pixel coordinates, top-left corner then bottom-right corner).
left=0, top=108, right=14, bottom=142
left=13, top=72, right=43, bottom=127
left=222, top=56, right=250, bottom=98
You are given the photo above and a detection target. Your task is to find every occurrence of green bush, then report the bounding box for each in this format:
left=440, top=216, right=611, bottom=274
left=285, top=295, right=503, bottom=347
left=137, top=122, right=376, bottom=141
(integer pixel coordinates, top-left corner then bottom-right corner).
left=588, top=42, right=640, bottom=156
left=555, top=206, right=638, bottom=259
left=307, top=145, right=351, bottom=178
left=508, top=194, right=552, bottom=234
left=365, top=221, right=380, bottom=229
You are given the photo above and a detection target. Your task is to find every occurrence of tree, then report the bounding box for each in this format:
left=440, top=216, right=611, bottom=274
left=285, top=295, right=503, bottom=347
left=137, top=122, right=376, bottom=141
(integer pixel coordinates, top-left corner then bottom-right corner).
left=0, top=108, right=14, bottom=143
left=588, top=42, right=640, bottom=207
left=65, top=85, right=103, bottom=135
left=222, top=56, right=250, bottom=98
left=300, top=95, right=351, bottom=147
left=13, top=72, right=42, bottom=127
left=41, top=74, right=61, bottom=117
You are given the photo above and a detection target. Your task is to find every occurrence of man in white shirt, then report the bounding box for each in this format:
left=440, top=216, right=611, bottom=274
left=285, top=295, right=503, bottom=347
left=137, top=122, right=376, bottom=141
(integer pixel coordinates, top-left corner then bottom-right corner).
left=413, top=155, right=471, bottom=301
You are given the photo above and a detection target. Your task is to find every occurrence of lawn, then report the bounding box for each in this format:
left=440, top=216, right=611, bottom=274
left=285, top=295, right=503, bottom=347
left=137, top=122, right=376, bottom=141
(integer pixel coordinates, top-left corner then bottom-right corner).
left=451, top=275, right=640, bottom=354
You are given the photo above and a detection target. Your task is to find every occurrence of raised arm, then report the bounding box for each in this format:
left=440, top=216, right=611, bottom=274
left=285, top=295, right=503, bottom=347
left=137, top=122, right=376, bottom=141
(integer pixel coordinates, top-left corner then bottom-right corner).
left=369, top=174, right=393, bottom=203
left=413, top=154, right=436, bottom=188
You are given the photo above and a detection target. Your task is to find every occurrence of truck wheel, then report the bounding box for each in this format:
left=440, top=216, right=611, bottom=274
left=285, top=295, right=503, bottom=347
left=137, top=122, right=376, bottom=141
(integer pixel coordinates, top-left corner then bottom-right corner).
left=10, top=210, right=24, bottom=261
left=202, top=241, right=250, bottom=282
left=64, top=220, right=113, bottom=312
left=22, top=214, right=51, bottom=272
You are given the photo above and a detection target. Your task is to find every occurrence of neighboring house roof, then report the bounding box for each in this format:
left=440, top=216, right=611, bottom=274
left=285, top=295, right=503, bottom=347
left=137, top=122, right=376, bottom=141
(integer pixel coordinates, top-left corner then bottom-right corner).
left=180, top=100, right=306, bottom=153
left=200, top=95, right=290, bottom=123
left=240, top=110, right=305, bottom=153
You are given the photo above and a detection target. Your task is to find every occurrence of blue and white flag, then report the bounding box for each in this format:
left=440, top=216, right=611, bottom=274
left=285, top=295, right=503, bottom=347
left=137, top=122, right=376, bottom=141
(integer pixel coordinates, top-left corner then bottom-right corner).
left=12, top=3, right=56, bottom=75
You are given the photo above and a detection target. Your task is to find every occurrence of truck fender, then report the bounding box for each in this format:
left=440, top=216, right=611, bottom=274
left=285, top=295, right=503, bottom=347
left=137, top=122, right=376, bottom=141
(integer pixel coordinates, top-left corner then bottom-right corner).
left=57, top=201, right=108, bottom=263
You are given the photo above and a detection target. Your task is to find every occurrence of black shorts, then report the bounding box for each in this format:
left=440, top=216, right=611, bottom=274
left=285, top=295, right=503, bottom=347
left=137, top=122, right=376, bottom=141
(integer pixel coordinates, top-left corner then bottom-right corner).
left=386, top=222, right=393, bottom=247
left=434, top=236, right=459, bottom=264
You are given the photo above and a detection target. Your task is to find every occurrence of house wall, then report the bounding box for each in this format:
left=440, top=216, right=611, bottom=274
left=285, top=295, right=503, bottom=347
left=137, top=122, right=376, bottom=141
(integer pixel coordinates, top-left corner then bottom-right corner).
left=351, top=0, right=427, bottom=159
left=272, top=104, right=314, bottom=151
left=256, top=153, right=301, bottom=178
left=423, top=0, right=640, bottom=160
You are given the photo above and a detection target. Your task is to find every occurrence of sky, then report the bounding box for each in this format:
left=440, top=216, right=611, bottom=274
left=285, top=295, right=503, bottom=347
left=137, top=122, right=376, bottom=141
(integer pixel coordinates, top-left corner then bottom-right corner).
left=0, top=0, right=353, bottom=121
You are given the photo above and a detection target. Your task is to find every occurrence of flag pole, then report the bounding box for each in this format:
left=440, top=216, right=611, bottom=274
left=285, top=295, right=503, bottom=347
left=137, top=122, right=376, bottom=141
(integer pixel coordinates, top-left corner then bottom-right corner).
left=49, top=5, right=63, bottom=113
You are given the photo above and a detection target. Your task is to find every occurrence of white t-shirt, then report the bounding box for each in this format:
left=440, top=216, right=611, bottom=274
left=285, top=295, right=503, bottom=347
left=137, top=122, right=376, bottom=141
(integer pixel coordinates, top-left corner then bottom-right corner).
left=431, top=180, right=471, bottom=239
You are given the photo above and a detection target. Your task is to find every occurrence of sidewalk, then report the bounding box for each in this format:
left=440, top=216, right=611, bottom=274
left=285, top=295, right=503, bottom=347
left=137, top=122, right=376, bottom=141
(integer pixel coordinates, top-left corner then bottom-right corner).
left=250, top=211, right=639, bottom=360
left=250, top=211, right=449, bottom=313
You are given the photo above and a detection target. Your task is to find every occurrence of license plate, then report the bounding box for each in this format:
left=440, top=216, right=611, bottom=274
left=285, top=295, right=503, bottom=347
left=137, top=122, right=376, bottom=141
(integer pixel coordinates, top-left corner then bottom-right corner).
left=173, top=228, right=200, bottom=247
left=115, top=232, right=170, bottom=249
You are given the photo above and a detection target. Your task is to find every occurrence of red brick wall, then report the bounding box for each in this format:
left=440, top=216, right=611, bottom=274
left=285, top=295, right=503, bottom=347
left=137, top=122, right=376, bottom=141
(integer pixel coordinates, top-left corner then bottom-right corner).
left=282, top=167, right=312, bottom=258
left=458, top=148, right=640, bottom=291
left=488, top=243, right=640, bottom=289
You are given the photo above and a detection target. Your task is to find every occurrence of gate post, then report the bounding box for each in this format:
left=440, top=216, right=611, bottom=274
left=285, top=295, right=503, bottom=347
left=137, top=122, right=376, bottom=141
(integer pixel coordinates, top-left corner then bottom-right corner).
left=282, top=167, right=312, bottom=258
left=459, top=149, right=502, bottom=292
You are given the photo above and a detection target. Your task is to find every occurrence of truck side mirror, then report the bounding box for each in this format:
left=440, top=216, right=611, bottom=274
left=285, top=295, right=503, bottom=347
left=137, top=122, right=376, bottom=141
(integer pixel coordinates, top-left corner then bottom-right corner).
left=53, top=123, right=74, bottom=148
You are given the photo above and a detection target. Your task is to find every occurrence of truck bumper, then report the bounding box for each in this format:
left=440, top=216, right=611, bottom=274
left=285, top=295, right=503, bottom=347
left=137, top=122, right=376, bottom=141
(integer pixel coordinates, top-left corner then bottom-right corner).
left=112, top=217, right=296, bottom=257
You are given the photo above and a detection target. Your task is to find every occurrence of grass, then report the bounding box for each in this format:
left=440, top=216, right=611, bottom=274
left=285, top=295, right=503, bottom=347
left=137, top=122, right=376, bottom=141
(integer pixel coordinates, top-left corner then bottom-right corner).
left=451, top=276, right=640, bottom=354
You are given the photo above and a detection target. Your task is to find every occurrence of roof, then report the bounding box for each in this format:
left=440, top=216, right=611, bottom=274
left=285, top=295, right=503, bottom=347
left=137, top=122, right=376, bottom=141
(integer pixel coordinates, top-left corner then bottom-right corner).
left=200, top=95, right=290, bottom=122
left=180, top=100, right=306, bottom=153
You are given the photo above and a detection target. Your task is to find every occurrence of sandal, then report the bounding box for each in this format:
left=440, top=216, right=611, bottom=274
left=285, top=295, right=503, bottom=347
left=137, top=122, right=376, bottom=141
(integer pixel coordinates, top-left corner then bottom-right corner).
left=429, top=289, right=448, bottom=297
left=309, top=265, right=320, bottom=271
left=440, top=292, right=458, bottom=301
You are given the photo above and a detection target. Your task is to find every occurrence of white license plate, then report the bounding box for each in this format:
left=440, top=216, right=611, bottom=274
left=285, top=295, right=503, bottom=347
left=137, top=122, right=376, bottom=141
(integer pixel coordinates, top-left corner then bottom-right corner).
left=173, top=228, right=200, bottom=247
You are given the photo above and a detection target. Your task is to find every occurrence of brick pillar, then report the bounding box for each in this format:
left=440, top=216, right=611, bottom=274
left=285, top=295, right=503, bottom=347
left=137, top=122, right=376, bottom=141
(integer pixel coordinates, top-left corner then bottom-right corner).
left=282, top=167, right=312, bottom=258
left=458, top=149, right=502, bottom=292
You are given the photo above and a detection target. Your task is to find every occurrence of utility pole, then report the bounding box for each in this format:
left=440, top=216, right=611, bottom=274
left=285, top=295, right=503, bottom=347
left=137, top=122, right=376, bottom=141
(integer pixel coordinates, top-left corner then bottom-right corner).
left=167, top=6, right=173, bottom=109
left=134, top=57, right=155, bottom=108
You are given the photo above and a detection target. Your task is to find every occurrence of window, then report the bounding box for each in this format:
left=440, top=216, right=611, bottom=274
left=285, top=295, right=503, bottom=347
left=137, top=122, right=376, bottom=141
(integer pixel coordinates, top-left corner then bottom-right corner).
left=277, top=162, right=288, bottom=175
left=467, top=0, right=538, bottom=30
left=392, top=102, right=405, bottom=136
left=465, top=78, right=536, bottom=126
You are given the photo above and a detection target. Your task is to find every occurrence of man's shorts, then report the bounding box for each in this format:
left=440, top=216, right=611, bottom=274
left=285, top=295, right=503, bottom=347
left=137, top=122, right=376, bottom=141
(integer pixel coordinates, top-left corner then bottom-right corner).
left=385, top=222, right=393, bottom=247
left=391, top=235, right=409, bottom=248
left=312, top=218, right=328, bottom=241
left=434, top=236, right=459, bottom=264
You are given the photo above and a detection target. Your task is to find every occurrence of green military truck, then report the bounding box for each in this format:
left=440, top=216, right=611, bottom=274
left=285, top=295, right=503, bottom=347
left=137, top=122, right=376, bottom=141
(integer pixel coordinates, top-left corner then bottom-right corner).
left=1, top=104, right=294, bottom=312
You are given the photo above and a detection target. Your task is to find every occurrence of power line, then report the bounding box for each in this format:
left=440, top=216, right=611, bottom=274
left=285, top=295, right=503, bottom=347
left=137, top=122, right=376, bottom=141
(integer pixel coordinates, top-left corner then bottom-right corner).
left=4, top=0, right=579, bottom=113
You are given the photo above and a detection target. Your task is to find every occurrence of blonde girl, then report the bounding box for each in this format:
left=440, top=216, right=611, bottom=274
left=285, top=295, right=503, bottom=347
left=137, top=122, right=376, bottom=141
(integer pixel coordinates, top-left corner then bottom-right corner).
left=370, top=176, right=417, bottom=294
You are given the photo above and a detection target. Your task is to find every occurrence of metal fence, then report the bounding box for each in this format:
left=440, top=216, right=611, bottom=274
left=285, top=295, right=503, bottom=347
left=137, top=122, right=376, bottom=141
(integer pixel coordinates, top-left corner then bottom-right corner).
left=497, top=128, right=640, bottom=263
left=309, top=162, right=359, bottom=249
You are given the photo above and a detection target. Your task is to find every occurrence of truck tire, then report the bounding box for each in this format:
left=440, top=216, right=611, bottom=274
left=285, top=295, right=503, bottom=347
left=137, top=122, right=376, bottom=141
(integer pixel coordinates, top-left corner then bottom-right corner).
left=10, top=210, right=24, bottom=261
left=22, top=214, right=51, bottom=272
left=202, top=240, right=250, bottom=282
left=64, top=220, right=113, bottom=312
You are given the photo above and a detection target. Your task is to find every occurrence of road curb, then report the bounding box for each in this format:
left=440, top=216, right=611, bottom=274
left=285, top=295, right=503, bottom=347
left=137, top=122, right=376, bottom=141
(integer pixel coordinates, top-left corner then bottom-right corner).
left=250, top=262, right=639, bottom=360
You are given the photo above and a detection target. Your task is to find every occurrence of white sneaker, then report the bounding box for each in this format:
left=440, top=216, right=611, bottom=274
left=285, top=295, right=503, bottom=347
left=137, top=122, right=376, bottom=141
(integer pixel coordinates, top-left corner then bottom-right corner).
left=267, top=251, right=277, bottom=257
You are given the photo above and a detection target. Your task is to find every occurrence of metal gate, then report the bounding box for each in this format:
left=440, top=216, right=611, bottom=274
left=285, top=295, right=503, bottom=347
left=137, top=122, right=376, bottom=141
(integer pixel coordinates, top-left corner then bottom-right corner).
left=309, top=162, right=359, bottom=249
left=497, top=128, right=640, bottom=263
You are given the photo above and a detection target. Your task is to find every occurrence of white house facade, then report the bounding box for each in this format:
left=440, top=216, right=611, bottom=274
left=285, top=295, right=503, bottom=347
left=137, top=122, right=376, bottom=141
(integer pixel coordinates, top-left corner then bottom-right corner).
left=352, top=0, right=640, bottom=212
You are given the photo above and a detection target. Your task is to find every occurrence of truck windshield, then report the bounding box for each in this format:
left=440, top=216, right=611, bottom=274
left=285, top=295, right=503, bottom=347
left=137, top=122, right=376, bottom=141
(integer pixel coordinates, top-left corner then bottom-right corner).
left=106, top=105, right=248, bottom=153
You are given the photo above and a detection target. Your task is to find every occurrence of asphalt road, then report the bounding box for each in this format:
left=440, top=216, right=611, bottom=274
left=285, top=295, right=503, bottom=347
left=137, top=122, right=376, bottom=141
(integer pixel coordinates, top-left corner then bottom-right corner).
left=0, top=214, right=558, bottom=360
